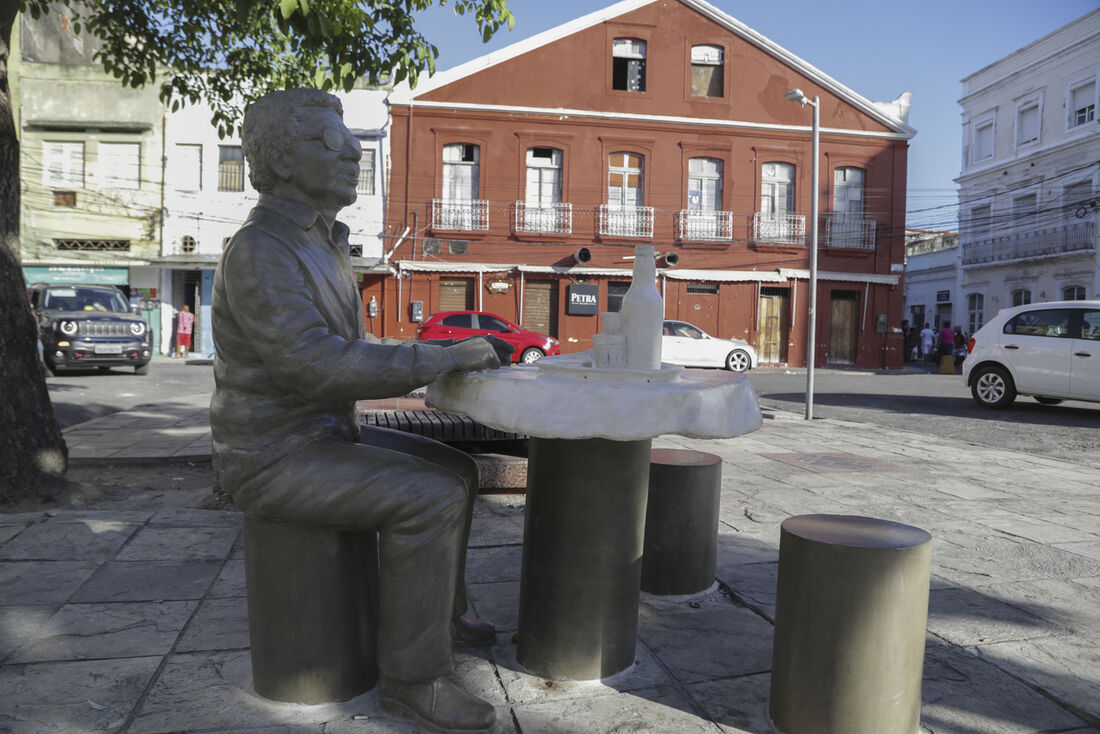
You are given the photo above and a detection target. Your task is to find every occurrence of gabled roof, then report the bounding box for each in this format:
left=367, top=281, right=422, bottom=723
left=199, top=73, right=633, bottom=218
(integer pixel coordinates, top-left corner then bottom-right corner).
left=390, top=0, right=915, bottom=138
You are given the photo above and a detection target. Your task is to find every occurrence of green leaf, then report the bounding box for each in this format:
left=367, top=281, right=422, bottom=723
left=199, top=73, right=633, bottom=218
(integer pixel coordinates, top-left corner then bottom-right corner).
left=279, top=0, right=298, bottom=20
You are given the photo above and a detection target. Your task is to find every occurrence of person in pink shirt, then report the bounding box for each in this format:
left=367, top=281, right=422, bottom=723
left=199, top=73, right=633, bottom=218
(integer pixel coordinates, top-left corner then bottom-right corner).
left=176, top=304, right=195, bottom=358
left=938, top=323, right=955, bottom=360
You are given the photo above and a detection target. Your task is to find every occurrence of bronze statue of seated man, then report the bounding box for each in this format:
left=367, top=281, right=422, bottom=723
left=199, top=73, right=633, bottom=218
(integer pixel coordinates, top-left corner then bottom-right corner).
left=211, top=88, right=503, bottom=734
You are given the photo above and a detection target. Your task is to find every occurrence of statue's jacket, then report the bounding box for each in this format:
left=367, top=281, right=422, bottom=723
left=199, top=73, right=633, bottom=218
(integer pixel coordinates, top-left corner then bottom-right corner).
left=210, top=193, right=453, bottom=494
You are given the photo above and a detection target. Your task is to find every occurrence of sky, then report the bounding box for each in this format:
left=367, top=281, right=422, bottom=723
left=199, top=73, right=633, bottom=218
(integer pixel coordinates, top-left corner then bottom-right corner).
left=413, top=0, right=1098, bottom=231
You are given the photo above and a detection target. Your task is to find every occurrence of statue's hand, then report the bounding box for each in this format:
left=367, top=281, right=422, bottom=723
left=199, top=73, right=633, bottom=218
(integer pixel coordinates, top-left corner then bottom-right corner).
left=446, top=336, right=502, bottom=373
left=480, top=334, right=516, bottom=364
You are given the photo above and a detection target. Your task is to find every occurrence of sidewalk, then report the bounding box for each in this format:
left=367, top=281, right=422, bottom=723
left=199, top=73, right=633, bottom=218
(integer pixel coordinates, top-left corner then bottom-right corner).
left=2, top=401, right=1098, bottom=733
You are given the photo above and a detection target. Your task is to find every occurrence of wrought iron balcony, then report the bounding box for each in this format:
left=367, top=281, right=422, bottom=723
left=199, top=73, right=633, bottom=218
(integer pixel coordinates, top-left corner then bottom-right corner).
left=824, top=213, right=877, bottom=250
left=514, top=202, right=572, bottom=234
left=678, top=210, right=734, bottom=241
left=599, top=205, right=654, bottom=238
left=961, top=222, right=1096, bottom=265
left=432, top=199, right=489, bottom=231
left=752, top=212, right=806, bottom=245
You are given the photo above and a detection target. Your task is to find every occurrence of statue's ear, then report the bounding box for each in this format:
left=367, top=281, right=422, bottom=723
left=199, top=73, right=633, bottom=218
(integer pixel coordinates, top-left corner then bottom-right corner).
left=268, top=147, right=294, bottom=182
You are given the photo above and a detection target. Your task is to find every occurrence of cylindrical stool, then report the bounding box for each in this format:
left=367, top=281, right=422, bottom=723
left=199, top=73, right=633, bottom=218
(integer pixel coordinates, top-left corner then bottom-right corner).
left=244, top=516, right=379, bottom=704
left=641, top=448, right=722, bottom=595
left=769, top=514, right=931, bottom=734
left=517, top=436, right=652, bottom=680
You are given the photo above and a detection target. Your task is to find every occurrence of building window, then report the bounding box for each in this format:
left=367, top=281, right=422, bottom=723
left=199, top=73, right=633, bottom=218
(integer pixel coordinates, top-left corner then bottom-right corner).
left=1011, top=289, right=1032, bottom=307
left=443, top=143, right=479, bottom=200
left=1069, top=78, right=1096, bottom=128
left=972, top=117, right=994, bottom=163
left=967, top=293, right=984, bottom=335
left=833, top=167, right=865, bottom=215
left=1063, top=285, right=1087, bottom=300
left=53, top=191, right=76, bottom=207
left=217, top=145, right=245, bottom=192
left=688, top=157, right=722, bottom=211
left=174, top=144, right=202, bottom=191
left=686, top=282, right=719, bottom=294
left=969, top=203, right=992, bottom=241
left=1012, top=192, right=1038, bottom=233
left=54, top=239, right=130, bottom=251
left=607, top=281, right=630, bottom=312
left=690, top=45, right=723, bottom=97
left=1062, top=180, right=1094, bottom=223
left=526, top=147, right=563, bottom=206
left=608, top=152, right=644, bottom=208
left=42, top=141, right=84, bottom=188
left=99, top=142, right=140, bottom=189
left=1015, top=99, right=1040, bottom=147
left=357, top=148, right=376, bottom=196
left=762, top=162, right=795, bottom=217
left=612, top=39, right=646, bottom=92
left=181, top=235, right=197, bottom=254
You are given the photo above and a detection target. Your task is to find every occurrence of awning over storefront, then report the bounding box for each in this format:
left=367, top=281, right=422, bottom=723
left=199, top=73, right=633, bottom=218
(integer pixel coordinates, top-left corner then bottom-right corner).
left=778, top=268, right=900, bottom=285
left=662, top=269, right=786, bottom=283
left=396, top=260, right=517, bottom=273
left=23, top=265, right=131, bottom=285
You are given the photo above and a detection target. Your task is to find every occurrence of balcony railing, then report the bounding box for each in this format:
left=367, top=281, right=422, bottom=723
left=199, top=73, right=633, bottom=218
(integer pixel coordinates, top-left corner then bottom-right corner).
left=599, top=205, right=654, bottom=238
left=514, top=201, right=572, bottom=234
left=678, top=210, right=734, bottom=241
left=753, top=212, right=806, bottom=245
left=824, top=213, right=877, bottom=250
left=432, top=199, right=489, bottom=231
left=961, top=222, right=1096, bottom=265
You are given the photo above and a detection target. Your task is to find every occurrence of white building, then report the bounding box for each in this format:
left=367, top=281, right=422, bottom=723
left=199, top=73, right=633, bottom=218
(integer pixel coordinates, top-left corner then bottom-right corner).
left=956, top=9, right=1100, bottom=334
left=160, top=89, right=390, bottom=354
left=903, top=229, right=961, bottom=337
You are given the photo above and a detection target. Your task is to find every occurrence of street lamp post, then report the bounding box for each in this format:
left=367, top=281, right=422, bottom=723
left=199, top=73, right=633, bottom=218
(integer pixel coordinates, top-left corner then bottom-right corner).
left=784, top=88, right=819, bottom=421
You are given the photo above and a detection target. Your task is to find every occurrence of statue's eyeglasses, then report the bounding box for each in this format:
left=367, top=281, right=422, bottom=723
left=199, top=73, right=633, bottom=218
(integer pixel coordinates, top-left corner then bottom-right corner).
left=311, top=127, right=357, bottom=152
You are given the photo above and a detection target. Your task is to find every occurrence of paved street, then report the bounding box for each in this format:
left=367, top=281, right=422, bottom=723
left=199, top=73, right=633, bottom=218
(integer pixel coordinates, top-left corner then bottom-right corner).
left=3, top=371, right=1099, bottom=733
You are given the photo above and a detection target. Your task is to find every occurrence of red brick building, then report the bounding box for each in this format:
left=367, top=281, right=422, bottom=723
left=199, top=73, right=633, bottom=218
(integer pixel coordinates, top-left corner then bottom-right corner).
left=371, top=0, right=915, bottom=368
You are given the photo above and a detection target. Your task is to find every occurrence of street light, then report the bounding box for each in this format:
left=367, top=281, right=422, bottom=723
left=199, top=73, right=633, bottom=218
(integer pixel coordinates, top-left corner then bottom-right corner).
left=784, top=88, right=819, bottom=420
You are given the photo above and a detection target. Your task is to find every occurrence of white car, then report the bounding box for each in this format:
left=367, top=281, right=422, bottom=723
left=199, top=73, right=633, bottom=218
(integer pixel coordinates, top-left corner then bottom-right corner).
left=962, top=299, right=1100, bottom=408
left=661, top=320, right=758, bottom=372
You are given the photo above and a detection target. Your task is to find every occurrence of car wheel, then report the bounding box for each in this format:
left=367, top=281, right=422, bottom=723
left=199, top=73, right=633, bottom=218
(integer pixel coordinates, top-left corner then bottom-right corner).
left=725, top=349, right=751, bottom=372
left=971, top=365, right=1016, bottom=409
left=1034, top=396, right=1063, bottom=405
left=520, top=347, right=544, bottom=364
left=135, top=363, right=150, bottom=376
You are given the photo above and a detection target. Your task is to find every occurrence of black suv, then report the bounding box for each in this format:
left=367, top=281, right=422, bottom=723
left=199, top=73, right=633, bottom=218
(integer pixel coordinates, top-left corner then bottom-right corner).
left=28, top=283, right=153, bottom=375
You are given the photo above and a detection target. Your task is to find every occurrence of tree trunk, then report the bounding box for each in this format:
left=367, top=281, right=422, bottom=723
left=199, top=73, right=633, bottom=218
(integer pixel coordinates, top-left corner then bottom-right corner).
left=0, top=6, right=68, bottom=503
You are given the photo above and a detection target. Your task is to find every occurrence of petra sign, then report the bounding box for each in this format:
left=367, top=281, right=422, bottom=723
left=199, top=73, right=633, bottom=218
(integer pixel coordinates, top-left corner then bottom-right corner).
left=567, top=284, right=599, bottom=315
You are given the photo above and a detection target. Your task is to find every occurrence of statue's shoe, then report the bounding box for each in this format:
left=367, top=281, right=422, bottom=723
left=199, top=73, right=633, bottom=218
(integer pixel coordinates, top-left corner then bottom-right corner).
left=379, top=676, right=496, bottom=734
left=453, top=616, right=496, bottom=649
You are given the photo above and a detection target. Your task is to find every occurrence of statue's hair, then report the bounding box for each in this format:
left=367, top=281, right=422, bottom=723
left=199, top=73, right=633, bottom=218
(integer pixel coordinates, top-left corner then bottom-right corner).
left=242, top=89, right=344, bottom=193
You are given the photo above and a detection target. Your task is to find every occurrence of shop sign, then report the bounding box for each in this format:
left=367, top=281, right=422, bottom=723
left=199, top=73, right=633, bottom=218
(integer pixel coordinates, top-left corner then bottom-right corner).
left=567, top=284, right=599, bottom=315
left=23, top=266, right=129, bottom=285
left=486, top=277, right=513, bottom=295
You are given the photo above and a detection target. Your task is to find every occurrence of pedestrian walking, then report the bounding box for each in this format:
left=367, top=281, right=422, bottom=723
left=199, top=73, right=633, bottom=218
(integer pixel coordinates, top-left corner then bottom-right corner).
left=919, top=322, right=934, bottom=363
left=939, top=323, right=955, bottom=360
left=176, top=304, right=194, bottom=359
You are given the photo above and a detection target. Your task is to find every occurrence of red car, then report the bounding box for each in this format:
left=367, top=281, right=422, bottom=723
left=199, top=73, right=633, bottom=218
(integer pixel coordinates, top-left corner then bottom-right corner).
left=416, top=311, right=560, bottom=364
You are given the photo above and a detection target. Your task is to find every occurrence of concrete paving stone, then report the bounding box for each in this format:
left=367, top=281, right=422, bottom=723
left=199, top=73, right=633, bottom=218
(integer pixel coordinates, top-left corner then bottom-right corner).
left=115, top=526, right=240, bottom=561
left=0, top=512, right=49, bottom=526
left=930, top=478, right=1019, bottom=501
left=0, top=525, right=26, bottom=544
left=468, top=580, right=519, bottom=634
left=149, top=507, right=242, bottom=528
left=927, top=587, right=1064, bottom=647
left=453, top=648, right=510, bottom=707
left=0, top=560, right=102, bottom=606
left=637, top=591, right=774, bottom=684
left=48, top=509, right=155, bottom=524
left=1057, top=540, right=1100, bottom=562
left=469, top=497, right=526, bottom=548
left=7, top=600, right=197, bottom=663
left=687, top=673, right=774, bottom=734
left=985, top=577, right=1100, bottom=634
left=67, top=447, right=122, bottom=460
left=0, top=655, right=162, bottom=733
left=494, top=637, right=671, bottom=705
left=209, top=558, right=247, bottom=598
left=970, top=511, right=1099, bottom=544
left=72, top=560, right=224, bottom=602
left=176, top=597, right=249, bottom=653
left=231, top=531, right=247, bottom=559
left=977, top=634, right=1100, bottom=723
left=716, top=561, right=779, bottom=622
left=920, top=638, right=1090, bottom=733
left=715, top=528, right=779, bottom=565
left=512, top=685, right=719, bottom=734
left=465, top=545, right=522, bottom=584
left=129, top=649, right=370, bottom=733
left=0, top=606, right=55, bottom=661
left=0, top=517, right=141, bottom=562
left=933, top=532, right=1100, bottom=587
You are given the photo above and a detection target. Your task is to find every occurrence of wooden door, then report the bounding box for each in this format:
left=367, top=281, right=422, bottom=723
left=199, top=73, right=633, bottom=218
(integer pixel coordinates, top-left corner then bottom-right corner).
left=438, top=277, right=474, bottom=312
left=523, top=280, right=559, bottom=337
left=680, top=282, right=719, bottom=334
left=756, top=288, right=789, bottom=364
left=828, top=292, right=859, bottom=364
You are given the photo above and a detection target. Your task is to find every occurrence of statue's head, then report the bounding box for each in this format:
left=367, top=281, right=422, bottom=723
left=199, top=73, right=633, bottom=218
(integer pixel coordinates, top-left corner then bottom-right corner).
left=243, top=89, right=362, bottom=212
